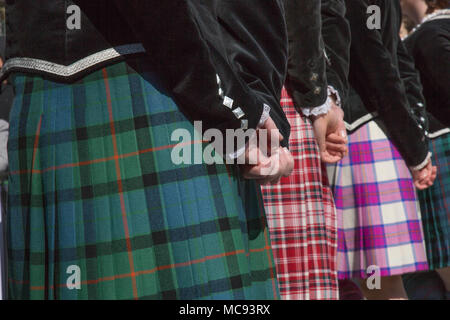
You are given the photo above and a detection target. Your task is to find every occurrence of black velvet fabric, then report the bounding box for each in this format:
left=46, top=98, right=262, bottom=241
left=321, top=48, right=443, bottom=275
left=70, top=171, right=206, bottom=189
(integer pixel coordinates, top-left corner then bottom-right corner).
left=405, top=15, right=450, bottom=134
left=3, top=1, right=291, bottom=148
left=283, top=0, right=351, bottom=114
left=344, top=0, right=429, bottom=167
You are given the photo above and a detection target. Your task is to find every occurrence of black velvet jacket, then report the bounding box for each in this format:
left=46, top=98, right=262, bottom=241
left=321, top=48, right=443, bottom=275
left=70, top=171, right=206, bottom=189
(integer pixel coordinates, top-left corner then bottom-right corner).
left=1, top=0, right=290, bottom=147
left=321, top=0, right=351, bottom=107
left=284, top=0, right=351, bottom=112
left=344, top=0, right=429, bottom=167
left=404, top=10, right=450, bottom=138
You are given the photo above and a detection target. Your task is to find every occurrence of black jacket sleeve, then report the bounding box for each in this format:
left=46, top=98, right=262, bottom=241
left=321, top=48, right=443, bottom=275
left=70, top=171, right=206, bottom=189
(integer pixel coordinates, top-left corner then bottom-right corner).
left=112, top=1, right=268, bottom=145
left=416, top=30, right=450, bottom=104
left=413, top=25, right=450, bottom=128
left=283, top=0, right=328, bottom=112
left=397, top=37, right=429, bottom=132
left=321, top=0, right=351, bottom=106
left=345, top=0, right=429, bottom=167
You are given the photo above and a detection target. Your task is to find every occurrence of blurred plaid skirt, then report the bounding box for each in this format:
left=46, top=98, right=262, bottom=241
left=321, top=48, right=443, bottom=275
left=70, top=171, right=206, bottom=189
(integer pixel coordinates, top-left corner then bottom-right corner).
left=6, top=59, right=279, bottom=300
left=417, top=133, right=450, bottom=270
left=327, top=120, right=428, bottom=279
left=261, top=89, right=338, bottom=300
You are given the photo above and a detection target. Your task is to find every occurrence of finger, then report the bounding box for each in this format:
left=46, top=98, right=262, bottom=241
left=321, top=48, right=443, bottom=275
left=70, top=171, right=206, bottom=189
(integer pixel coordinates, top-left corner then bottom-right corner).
left=242, top=158, right=273, bottom=179
left=321, top=151, right=343, bottom=164
left=431, top=166, right=437, bottom=178
left=283, top=148, right=294, bottom=176
left=263, top=117, right=284, bottom=142
left=428, top=167, right=437, bottom=186
left=266, top=148, right=294, bottom=182
left=414, top=180, right=428, bottom=190
left=327, top=150, right=344, bottom=158
left=326, top=141, right=347, bottom=153
left=416, top=171, right=433, bottom=189
left=326, top=133, right=347, bottom=145
left=417, top=169, right=429, bottom=183
left=336, top=119, right=348, bottom=141
left=418, top=177, right=430, bottom=187
left=325, top=148, right=344, bottom=160
left=271, top=149, right=287, bottom=181
left=259, top=150, right=284, bottom=181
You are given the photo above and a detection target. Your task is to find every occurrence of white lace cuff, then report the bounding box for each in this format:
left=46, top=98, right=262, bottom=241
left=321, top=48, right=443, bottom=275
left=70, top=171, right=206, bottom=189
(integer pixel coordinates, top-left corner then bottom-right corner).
left=227, top=104, right=271, bottom=160
left=410, top=152, right=432, bottom=171
left=258, top=104, right=271, bottom=127
left=301, top=86, right=341, bottom=117
left=327, top=86, right=342, bottom=107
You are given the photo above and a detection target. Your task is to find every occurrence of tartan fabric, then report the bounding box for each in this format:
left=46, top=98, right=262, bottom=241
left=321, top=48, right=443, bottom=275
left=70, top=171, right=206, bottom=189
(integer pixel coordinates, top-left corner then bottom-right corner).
left=417, top=133, right=450, bottom=270
left=261, top=88, right=338, bottom=300
left=327, top=120, right=429, bottom=279
left=6, top=58, right=279, bottom=300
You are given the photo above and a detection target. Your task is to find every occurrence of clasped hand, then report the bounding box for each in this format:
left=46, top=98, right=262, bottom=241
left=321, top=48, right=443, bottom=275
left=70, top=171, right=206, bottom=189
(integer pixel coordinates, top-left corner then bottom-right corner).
left=311, top=99, right=348, bottom=164
left=241, top=117, right=294, bottom=185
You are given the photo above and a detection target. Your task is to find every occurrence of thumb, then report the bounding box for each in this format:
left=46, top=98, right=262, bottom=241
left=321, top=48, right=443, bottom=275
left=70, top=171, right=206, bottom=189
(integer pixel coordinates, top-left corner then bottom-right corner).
left=263, top=117, right=284, bottom=142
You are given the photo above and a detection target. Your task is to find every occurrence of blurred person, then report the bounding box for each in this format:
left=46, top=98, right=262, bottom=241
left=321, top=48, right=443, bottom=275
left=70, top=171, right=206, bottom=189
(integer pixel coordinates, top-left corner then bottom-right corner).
left=0, top=35, right=11, bottom=181
left=0, top=34, right=12, bottom=301
left=402, top=0, right=450, bottom=299
left=327, top=0, right=437, bottom=300
left=400, top=15, right=416, bottom=39
left=261, top=0, right=350, bottom=300
left=1, top=0, right=294, bottom=299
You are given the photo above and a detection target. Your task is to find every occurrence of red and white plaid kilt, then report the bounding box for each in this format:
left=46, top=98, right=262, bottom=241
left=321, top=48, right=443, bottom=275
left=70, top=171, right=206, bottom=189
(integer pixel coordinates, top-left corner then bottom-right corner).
left=261, top=88, right=338, bottom=300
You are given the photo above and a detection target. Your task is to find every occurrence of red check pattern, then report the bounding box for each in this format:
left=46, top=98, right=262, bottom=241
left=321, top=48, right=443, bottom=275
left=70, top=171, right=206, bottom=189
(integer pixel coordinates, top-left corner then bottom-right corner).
left=261, top=88, right=338, bottom=300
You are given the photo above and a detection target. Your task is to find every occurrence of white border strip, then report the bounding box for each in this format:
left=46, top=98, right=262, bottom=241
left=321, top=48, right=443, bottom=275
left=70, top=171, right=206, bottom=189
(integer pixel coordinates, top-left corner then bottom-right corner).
left=0, top=43, right=146, bottom=79
left=428, top=128, right=450, bottom=139
left=345, top=112, right=378, bottom=131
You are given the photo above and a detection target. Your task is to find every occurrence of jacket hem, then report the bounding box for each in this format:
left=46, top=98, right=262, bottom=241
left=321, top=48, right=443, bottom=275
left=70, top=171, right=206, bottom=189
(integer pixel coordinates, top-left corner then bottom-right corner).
left=344, top=112, right=378, bottom=132
left=428, top=128, right=450, bottom=139
left=410, top=152, right=432, bottom=171
left=0, top=43, right=146, bottom=81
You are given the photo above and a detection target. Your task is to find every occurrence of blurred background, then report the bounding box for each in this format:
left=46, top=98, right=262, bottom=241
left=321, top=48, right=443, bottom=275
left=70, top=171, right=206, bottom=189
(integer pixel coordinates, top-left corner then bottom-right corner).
left=0, top=0, right=4, bottom=37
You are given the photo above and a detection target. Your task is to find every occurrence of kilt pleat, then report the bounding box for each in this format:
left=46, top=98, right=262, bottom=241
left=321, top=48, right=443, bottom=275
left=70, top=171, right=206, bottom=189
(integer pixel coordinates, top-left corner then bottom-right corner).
left=417, top=133, right=450, bottom=270
left=327, top=120, right=428, bottom=279
left=261, top=89, right=338, bottom=300
left=6, top=58, right=279, bottom=300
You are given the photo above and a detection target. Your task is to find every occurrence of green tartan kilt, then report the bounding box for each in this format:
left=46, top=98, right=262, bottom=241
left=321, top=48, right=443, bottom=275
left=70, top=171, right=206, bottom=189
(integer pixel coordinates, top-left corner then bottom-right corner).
left=6, top=58, right=279, bottom=300
left=417, top=133, right=450, bottom=270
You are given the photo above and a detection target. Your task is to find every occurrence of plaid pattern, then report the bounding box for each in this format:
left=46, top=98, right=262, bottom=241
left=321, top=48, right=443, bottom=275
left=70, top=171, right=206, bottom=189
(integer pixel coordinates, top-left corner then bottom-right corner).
left=327, top=120, right=428, bottom=279
left=6, top=59, right=279, bottom=300
left=261, top=89, right=338, bottom=300
left=417, top=133, right=450, bottom=270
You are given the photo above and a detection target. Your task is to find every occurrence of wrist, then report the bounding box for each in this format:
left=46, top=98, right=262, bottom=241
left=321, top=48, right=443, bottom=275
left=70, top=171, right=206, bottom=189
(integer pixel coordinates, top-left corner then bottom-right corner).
left=410, top=152, right=432, bottom=172
left=310, top=112, right=327, bottom=123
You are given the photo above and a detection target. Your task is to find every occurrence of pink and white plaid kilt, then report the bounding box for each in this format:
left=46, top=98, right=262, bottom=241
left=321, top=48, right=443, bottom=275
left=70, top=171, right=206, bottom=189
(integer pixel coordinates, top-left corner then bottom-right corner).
left=261, top=88, right=338, bottom=300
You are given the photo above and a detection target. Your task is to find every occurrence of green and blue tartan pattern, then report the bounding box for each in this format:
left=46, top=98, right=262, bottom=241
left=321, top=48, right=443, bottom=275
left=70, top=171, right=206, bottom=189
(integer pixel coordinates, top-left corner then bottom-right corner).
left=6, top=59, right=279, bottom=300
left=418, top=133, right=450, bottom=270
